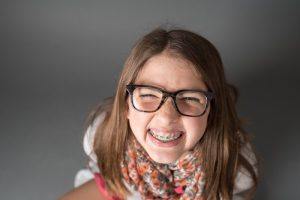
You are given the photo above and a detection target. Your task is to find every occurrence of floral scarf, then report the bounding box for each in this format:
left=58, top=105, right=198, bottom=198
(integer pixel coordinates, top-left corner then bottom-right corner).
left=120, top=138, right=205, bottom=199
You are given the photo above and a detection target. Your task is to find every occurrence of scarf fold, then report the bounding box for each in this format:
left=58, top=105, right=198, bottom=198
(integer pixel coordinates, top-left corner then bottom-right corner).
left=121, top=138, right=205, bottom=199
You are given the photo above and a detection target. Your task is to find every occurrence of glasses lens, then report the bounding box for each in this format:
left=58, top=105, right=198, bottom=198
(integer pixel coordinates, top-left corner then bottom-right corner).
left=132, top=87, right=163, bottom=111
left=176, top=91, right=207, bottom=116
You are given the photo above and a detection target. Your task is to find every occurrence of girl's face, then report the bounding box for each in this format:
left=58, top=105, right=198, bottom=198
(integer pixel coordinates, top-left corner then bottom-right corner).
left=127, top=53, right=210, bottom=164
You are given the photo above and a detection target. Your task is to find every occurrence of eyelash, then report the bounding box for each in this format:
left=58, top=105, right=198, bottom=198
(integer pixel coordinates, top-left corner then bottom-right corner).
left=140, top=94, right=158, bottom=98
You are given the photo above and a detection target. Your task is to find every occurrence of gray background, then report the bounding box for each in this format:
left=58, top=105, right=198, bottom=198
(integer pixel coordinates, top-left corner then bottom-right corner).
left=1, top=0, right=299, bottom=199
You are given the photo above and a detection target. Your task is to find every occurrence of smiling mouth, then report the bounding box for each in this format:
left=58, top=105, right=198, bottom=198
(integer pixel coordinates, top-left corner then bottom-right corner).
left=147, top=129, right=183, bottom=143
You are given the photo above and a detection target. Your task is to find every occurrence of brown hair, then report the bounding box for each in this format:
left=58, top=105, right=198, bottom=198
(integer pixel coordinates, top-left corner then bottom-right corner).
left=87, top=28, right=259, bottom=199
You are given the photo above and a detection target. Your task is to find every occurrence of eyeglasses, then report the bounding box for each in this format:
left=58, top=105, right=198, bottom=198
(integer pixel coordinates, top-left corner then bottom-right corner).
left=126, top=84, right=214, bottom=117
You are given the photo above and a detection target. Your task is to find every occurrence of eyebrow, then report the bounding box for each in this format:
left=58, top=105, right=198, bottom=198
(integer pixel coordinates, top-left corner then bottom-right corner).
left=134, top=81, right=207, bottom=92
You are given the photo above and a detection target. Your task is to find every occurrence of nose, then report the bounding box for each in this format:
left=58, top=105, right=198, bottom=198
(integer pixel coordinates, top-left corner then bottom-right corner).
left=155, top=97, right=180, bottom=123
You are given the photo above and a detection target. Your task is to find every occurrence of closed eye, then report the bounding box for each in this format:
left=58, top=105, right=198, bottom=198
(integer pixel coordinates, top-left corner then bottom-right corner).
left=139, top=94, right=159, bottom=98
left=180, top=97, right=200, bottom=102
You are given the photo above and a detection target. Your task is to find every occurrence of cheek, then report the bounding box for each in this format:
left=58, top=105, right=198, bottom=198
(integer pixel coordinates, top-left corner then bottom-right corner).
left=127, top=100, right=151, bottom=137
left=183, top=115, right=209, bottom=145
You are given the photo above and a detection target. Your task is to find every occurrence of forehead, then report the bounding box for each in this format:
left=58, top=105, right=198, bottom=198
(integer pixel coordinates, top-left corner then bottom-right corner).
left=135, top=53, right=207, bottom=91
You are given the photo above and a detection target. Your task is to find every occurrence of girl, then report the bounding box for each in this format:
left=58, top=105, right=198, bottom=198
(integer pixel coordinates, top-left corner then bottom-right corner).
left=60, top=28, right=259, bottom=200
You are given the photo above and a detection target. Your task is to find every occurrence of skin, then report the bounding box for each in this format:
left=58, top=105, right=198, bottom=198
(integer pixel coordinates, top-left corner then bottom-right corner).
left=127, top=52, right=210, bottom=164
left=58, top=180, right=105, bottom=200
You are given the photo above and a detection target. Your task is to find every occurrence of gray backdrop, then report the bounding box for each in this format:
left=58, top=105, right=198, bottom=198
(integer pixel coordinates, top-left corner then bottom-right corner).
left=1, top=1, right=299, bottom=199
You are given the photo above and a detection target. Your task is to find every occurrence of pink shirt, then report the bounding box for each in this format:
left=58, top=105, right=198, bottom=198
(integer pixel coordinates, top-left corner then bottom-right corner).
left=94, top=173, right=121, bottom=200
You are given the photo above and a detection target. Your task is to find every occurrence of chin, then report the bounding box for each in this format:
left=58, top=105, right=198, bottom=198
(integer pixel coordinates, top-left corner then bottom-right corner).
left=148, top=151, right=181, bottom=164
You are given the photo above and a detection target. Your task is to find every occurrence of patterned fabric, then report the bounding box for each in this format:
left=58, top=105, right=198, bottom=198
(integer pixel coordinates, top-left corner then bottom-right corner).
left=120, top=138, right=205, bottom=200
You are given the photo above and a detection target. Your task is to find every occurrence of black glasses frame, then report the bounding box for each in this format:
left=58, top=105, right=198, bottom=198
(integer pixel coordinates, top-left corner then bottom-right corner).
left=126, top=84, right=214, bottom=117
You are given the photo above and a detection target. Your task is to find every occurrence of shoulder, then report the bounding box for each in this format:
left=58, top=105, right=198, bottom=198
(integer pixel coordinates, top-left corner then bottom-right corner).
left=233, top=140, right=258, bottom=197
left=83, top=112, right=107, bottom=163
left=58, top=180, right=106, bottom=200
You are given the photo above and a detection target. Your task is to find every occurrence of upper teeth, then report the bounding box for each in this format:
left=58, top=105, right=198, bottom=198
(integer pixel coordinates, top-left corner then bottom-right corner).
left=148, top=129, right=182, bottom=142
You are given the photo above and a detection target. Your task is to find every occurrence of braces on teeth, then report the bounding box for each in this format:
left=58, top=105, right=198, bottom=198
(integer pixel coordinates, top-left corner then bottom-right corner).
left=148, top=129, right=181, bottom=142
